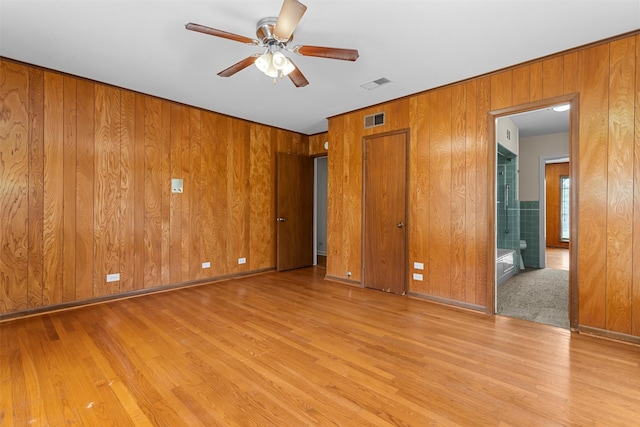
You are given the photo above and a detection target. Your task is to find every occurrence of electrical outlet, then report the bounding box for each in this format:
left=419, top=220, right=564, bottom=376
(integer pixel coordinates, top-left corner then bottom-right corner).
left=106, top=273, right=120, bottom=282
left=412, top=273, right=424, bottom=281
left=202, top=262, right=211, bottom=269
left=414, top=262, right=424, bottom=270
left=238, top=257, right=246, bottom=265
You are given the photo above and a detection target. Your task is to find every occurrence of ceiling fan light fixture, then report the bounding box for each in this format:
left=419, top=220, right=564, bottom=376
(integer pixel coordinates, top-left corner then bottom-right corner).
left=272, top=51, right=288, bottom=70
left=255, top=52, right=272, bottom=72
left=264, top=61, right=279, bottom=78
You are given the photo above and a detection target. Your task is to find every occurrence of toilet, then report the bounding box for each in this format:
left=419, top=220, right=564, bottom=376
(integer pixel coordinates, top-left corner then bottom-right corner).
left=519, top=240, right=527, bottom=269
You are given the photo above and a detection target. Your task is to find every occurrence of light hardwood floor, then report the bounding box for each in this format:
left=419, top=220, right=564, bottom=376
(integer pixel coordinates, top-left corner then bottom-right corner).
left=546, top=247, right=570, bottom=270
left=2, top=267, right=639, bottom=426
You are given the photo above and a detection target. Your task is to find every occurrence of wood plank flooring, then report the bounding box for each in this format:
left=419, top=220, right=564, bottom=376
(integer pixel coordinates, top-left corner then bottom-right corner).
left=2, top=267, right=640, bottom=426
left=546, top=247, right=570, bottom=270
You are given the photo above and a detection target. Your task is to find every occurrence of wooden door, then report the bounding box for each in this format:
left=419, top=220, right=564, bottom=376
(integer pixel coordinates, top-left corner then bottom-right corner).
left=545, top=162, right=570, bottom=249
left=276, top=152, right=313, bottom=271
left=363, top=132, right=407, bottom=294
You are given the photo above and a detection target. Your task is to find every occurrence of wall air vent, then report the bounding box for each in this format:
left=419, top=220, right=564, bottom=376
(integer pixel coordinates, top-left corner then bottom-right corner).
left=364, top=112, right=385, bottom=129
left=360, top=77, right=392, bottom=91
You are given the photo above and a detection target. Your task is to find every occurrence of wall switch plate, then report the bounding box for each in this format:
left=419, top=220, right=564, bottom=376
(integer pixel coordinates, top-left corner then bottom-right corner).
left=238, top=257, right=246, bottom=265
left=414, top=262, right=424, bottom=270
left=106, top=273, right=120, bottom=282
left=202, top=262, right=211, bottom=269
left=171, top=178, right=183, bottom=193
left=412, top=273, right=424, bottom=281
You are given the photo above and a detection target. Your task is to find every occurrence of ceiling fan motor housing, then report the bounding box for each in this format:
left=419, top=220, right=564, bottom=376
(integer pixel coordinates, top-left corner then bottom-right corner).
left=256, top=17, right=292, bottom=44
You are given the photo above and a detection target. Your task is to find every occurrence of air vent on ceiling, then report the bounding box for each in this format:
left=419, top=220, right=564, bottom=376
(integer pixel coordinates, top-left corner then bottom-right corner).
left=360, top=77, right=392, bottom=91
left=364, top=112, right=385, bottom=129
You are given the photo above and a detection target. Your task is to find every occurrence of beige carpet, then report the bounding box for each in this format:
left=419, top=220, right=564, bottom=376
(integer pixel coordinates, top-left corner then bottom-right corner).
left=497, top=268, right=569, bottom=329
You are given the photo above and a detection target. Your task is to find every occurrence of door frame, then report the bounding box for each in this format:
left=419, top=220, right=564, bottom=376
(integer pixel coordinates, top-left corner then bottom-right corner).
left=487, top=94, right=579, bottom=330
left=361, top=129, right=410, bottom=294
left=539, top=155, right=570, bottom=268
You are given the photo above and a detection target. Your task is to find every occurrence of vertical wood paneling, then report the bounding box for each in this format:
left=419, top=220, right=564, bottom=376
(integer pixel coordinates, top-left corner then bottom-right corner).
left=490, top=70, right=512, bottom=110
left=563, top=52, right=579, bottom=95
left=200, top=112, right=217, bottom=275
left=28, top=67, right=44, bottom=308
left=133, top=94, right=145, bottom=290
left=464, top=80, right=478, bottom=303
left=188, top=109, right=202, bottom=279
left=475, top=76, right=491, bottom=306
left=180, top=107, right=191, bottom=281
left=160, top=101, right=171, bottom=285
left=232, top=120, right=250, bottom=274
left=42, top=71, right=64, bottom=305
left=605, top=37, right=635, bottom=333
left=0, top=61, right=30, bottom=312
left=542, top=56, right=564, bottom=99
left=249, top=124, right=273, bottom=270
left=344, top=114, right=362, bottom=280
left=169, top=104, right=183, bottom=284
left=93, top=85, right=121, bottom=296
left=428, top=88, right=452, bottom=298
left=326, top=116, right=345, bottom=278
left=144, top=97, right=162, bottom=288
left=119, top=91, right=135, bottom=292
left=308, top=133, right=328, bottom=156
left=408, top=94, right=430, bottom=294
left=75, top=80, right=94, bottom=300
left=220, top=116, right=233, bottom=275
left=451, top=84, right=467, bottom=301
left=633, top=34, right=640, bottom=336
left=529, top=61, right=543, bottom=101
left=214, top=115, right=230, bottom=276
left=578, top=44, right=610, bottom=329
left=62, top=76, right=77, bottom=302
left=512, top=66, right=530, bottom=105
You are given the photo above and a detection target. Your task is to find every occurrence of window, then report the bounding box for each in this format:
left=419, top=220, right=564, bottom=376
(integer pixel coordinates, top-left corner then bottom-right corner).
left=560, top=175, right=570, bottom=241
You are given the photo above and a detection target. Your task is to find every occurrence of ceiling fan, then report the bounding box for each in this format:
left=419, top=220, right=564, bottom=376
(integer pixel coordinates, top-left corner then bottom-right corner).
left=185, top=0, right=359, bottom=87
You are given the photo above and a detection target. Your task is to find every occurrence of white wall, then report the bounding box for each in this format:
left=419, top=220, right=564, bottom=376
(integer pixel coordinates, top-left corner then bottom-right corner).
left=519, top=132, right=569, bottom=200
left=496, top=116, right=519, bottom=155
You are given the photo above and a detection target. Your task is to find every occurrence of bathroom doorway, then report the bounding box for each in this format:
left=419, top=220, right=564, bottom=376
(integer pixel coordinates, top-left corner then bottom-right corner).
left=494, top=102, right=572, bottom=329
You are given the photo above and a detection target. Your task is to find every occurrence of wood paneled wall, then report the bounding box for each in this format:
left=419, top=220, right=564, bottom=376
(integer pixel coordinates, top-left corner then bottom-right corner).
left=327, top=32, right=640, bottom=338
left=308, top=132, right=329, bottom=157
left=0, top=59, right=307, bottom=315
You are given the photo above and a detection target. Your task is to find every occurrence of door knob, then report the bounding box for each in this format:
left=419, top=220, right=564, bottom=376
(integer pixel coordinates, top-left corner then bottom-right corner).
left=276, top=217, right=287, bottom=222
left=396, top=222, right=404, bottom=228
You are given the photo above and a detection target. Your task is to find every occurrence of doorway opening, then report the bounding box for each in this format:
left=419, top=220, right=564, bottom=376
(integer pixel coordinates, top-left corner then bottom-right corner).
left=314, top=156, right=328, bottom=268
left=493, top=100, right=575, bottom=329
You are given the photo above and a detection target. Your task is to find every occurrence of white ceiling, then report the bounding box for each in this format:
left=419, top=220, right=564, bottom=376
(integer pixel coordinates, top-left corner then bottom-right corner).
left=1, top=1, right=639, bottom=135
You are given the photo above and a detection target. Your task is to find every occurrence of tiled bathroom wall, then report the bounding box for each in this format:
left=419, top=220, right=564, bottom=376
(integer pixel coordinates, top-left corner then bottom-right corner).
left=497, top=154, right=520, bottom=252
left=520, top=200, right=540, bottom=268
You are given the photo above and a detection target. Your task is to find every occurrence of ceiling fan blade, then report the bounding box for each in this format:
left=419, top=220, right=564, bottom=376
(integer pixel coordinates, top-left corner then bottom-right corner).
left=274, top=0, right=307, bottom=42
left=287, top=60, right=309, bottom=87
left=218, top=55, right=259, bottom=77
left=294, top=45, right=359, bottom=61
left=185, top=23, right=258, bottom=45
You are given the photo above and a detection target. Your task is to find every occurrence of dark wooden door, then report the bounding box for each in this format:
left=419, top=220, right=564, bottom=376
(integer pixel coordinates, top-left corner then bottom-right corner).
left=546, top=162, right=570, bottom=249
left=363, top=132, right=407, bottom=294
left=276, top=152, right=313, bottom=271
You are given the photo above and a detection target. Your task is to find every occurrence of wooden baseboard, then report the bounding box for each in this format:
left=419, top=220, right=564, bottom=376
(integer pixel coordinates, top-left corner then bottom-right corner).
left=577, top=325, right=640, bottom=346
left=407, top=291, right=487, bottom=313
left=324, top=275, right=361, bottom=287
left=0, top=267, right=276, bottom=322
